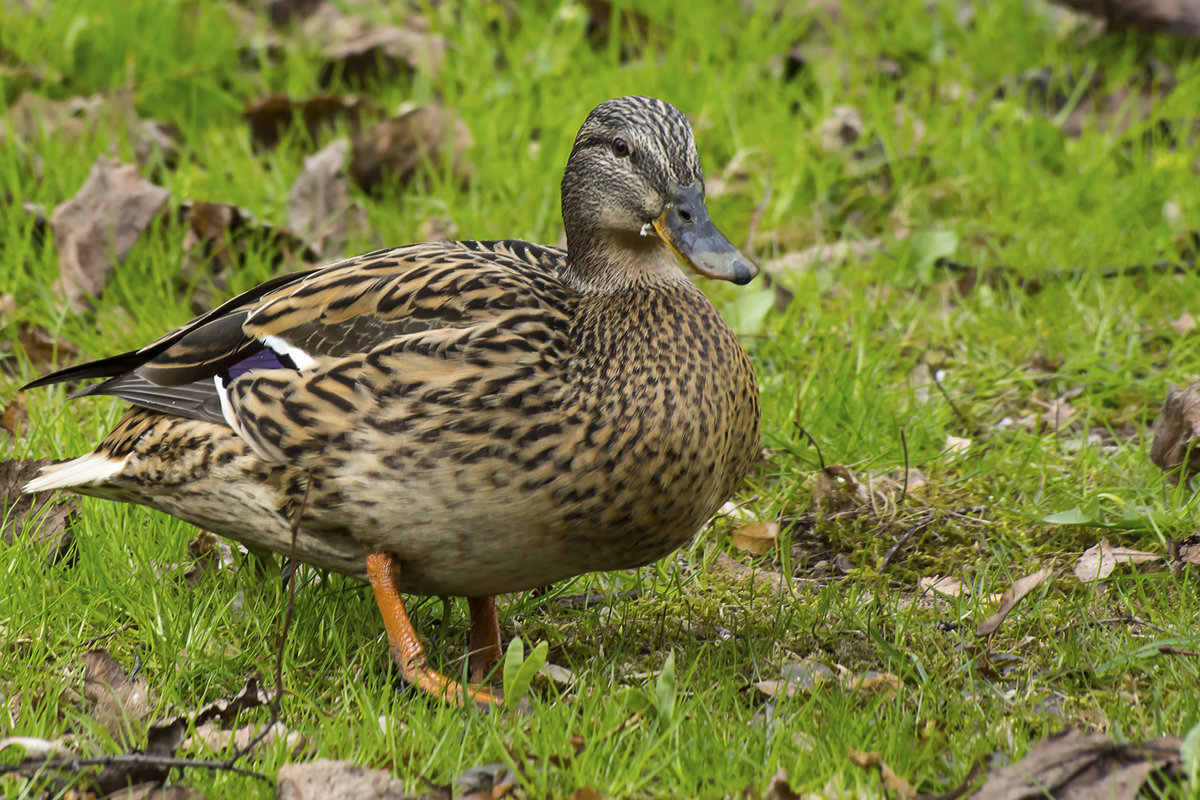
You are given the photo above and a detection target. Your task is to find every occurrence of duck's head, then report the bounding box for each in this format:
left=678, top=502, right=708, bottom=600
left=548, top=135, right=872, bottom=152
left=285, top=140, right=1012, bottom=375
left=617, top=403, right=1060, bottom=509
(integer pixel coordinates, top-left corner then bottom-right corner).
left=560, top=96, right=757, bottom=291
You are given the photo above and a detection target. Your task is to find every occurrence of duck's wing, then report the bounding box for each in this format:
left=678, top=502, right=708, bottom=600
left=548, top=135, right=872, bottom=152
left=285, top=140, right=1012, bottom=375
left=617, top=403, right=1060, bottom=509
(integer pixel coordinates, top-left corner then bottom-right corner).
left=23, top=240, right=570, bottom=435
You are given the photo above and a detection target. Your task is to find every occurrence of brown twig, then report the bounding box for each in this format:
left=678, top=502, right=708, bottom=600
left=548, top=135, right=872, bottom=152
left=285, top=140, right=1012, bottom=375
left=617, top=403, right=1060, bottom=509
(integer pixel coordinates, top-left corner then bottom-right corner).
left=0, top=755, right=268, bottom=782
left=879, top=512, right=936, bottom=571
left=228, top=475, right=311, bottom=765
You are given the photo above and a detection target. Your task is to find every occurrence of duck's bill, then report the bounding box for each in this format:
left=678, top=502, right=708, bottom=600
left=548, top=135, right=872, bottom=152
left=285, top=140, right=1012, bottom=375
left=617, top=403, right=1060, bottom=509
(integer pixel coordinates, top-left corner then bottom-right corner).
left=652, top=183, right=758, bottom=285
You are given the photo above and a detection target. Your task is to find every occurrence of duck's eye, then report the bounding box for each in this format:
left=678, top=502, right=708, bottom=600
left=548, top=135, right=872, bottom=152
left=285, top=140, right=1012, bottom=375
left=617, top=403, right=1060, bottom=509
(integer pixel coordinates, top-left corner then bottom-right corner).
left=611, top=137, right=631, bottom=158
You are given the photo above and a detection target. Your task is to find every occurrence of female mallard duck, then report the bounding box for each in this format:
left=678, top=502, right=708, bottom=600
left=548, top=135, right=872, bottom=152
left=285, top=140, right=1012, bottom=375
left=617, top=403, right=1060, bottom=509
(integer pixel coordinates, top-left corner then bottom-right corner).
left=22, top=96, right=761, bottom=704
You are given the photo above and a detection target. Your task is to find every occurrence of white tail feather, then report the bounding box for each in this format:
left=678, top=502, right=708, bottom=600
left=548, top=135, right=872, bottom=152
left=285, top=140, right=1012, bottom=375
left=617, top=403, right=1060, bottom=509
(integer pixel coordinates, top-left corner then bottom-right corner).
left=23, top=453, right=129, bottom=493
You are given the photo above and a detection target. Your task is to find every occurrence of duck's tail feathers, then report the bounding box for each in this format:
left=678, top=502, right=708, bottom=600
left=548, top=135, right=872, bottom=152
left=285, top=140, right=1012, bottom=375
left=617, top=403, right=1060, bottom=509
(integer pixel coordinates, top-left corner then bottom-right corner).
left=23, top=453, right=129, bottom=493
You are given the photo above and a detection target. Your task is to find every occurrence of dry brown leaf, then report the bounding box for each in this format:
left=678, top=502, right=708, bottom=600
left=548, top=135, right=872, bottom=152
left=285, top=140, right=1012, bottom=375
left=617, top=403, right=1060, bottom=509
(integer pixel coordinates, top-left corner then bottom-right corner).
left=455, top=763, right=516, bottom=800
left=1006, top=62, right=1176, bottom=138
left=277, top=758, right=429, bottom=800
left=812, top=464, right=867, bottom=513
left=708, top=551, right=790, bottom=595
left=177, top=200, right=318, bottom=312
left=845, top=670, right=901, bottom=700
left=754, top=660, right=835, bottom=699
left=1178, top=538, right=1200, bottom=566
left=1, top=393, right=27, bottom=436
left=299, top=3, right=445, bottom=87
left=3, top=92, right=129, bottom=145
left=243, top=92, right=379, bottom=150
left=258, top=0, right=323, bottom=26
left=1073, top=540, right=1160, bottom=582
left=1047, top=0, right=1200, bottom=38
left=919, top=575, right=967, bottom=598
left=10, top=325, right=81, bottom=374
left=975, top=567, right=1053, bottom=638
left=761, top=770, right=800, bottom=800
left=818, top=105, right=864, bottom=152
left=288, top=138, right=366, bottom=258
left=0, top=736, right=74, bottom=761
left=847, top=749, right=916, bottom=800
left=183, top=720, right=305, bottom=757
left=1030, top=389, right=1079, bottom=431
left=0, top=458, right=79, bottom=566
left=84, top=649, right=155, bottom=745
left=1150, top=381, right=1200, bottom=485
left=970, top=728, right=1184, bottom=800
left=943, top=434, right=972, bottom=457
left=351, top=104, right=474, bottom=194
left=731, top=521, right=780, bottom=556
left=50, top=158, right=170, bottom=311
left=582, top=0, right=654, bottom=53
left=567, top=789, right=603, bottom=800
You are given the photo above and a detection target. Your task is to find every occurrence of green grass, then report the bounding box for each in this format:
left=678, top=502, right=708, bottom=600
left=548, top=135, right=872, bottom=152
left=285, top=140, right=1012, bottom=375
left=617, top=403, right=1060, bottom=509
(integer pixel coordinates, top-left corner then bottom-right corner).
left=3, top=0, right=1200, bottom=797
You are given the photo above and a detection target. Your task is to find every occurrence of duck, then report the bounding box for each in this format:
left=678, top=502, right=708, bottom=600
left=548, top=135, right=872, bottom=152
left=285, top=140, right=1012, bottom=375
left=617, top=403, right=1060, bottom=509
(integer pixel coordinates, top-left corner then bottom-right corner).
left=21, top=95, right=761, bottom=705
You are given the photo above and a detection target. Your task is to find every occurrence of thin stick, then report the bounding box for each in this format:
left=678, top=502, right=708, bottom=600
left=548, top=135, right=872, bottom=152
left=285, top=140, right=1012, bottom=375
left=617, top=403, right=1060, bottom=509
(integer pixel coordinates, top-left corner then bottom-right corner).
left=228, top=475, right=311, bottom=765
left=0, top=755, right=268, bottom=782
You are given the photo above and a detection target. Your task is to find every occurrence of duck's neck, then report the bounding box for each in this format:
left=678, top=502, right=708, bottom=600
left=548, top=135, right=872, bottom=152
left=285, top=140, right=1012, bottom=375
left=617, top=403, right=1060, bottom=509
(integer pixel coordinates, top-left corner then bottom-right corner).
left=560, top=229, right=692, bottom=294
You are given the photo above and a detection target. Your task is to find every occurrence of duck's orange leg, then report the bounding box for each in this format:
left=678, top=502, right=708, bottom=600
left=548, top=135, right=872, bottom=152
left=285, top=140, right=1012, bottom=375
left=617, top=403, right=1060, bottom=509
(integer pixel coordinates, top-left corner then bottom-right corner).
left=366, top=552, right=498, bottom=706
left=467, top=596, right=502, bottom=683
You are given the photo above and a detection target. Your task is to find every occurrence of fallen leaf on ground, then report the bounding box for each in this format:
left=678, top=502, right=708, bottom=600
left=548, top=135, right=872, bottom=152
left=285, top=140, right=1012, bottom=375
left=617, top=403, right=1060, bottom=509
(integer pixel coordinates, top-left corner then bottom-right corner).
left=243, top=92, right=379, bottom=150
left=567, top=789, right=603, bottom=800
left=0, top=458, right=79, bottom=566
left=760, top=770, right=800, bottom=800
left=755, top=660, right=835, bottom=699
left=1171, top=311, right=1196, bottom=335
left=277, top=758, right=428, bottom=800
left=299, top=3, right=445, bottom=87
left=177, top=200, right=318, bottom=312
left=919, top=575, right=967, bottom=598
left=582, top=0, right=654, bottom=55
left=1047, top=0, right=1200, bottom=38
left=155, top=531, right=237, bottom=585
left=1177, top=537, right=1200, bottom=566
left=970, top=728, right=1184, bottom=799
left=975, top=567, right=1053, bottom=638
left=0, top=736, right=74, bottom=760
left=6, top=325, right=80, bottom=374
left=350, top=104, right=473, bottom=194
left=183, top=720, right=305, bottom=757
left=288, top=138, right=366, bottom=258
left=813, top=464, right=867, bottom=512
left=1, top=393, right=27, bottom=436
left=708, top=551, right=790, bottom=595
left=3, top=92, right=179, bottom=170
left=1150, top=381, right=1200, bottom=485
left=455, top=763, right=517, bottom=800
left=847, top=748, right=916, bottom=800
left=943, top=434, right=972, bottom=457
left=84, top=649, right=155, bottom=745
left=844, top=670, right=901, bottom=700
left=153, top=675, right=276, bottom=736
left=1073, top=540, right=1160, bottom=582
left=731, top=521, right=780, bottom=556
left=818, top=105, right=864, bottom=152
left=50, top=158, right=171, bottom=311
